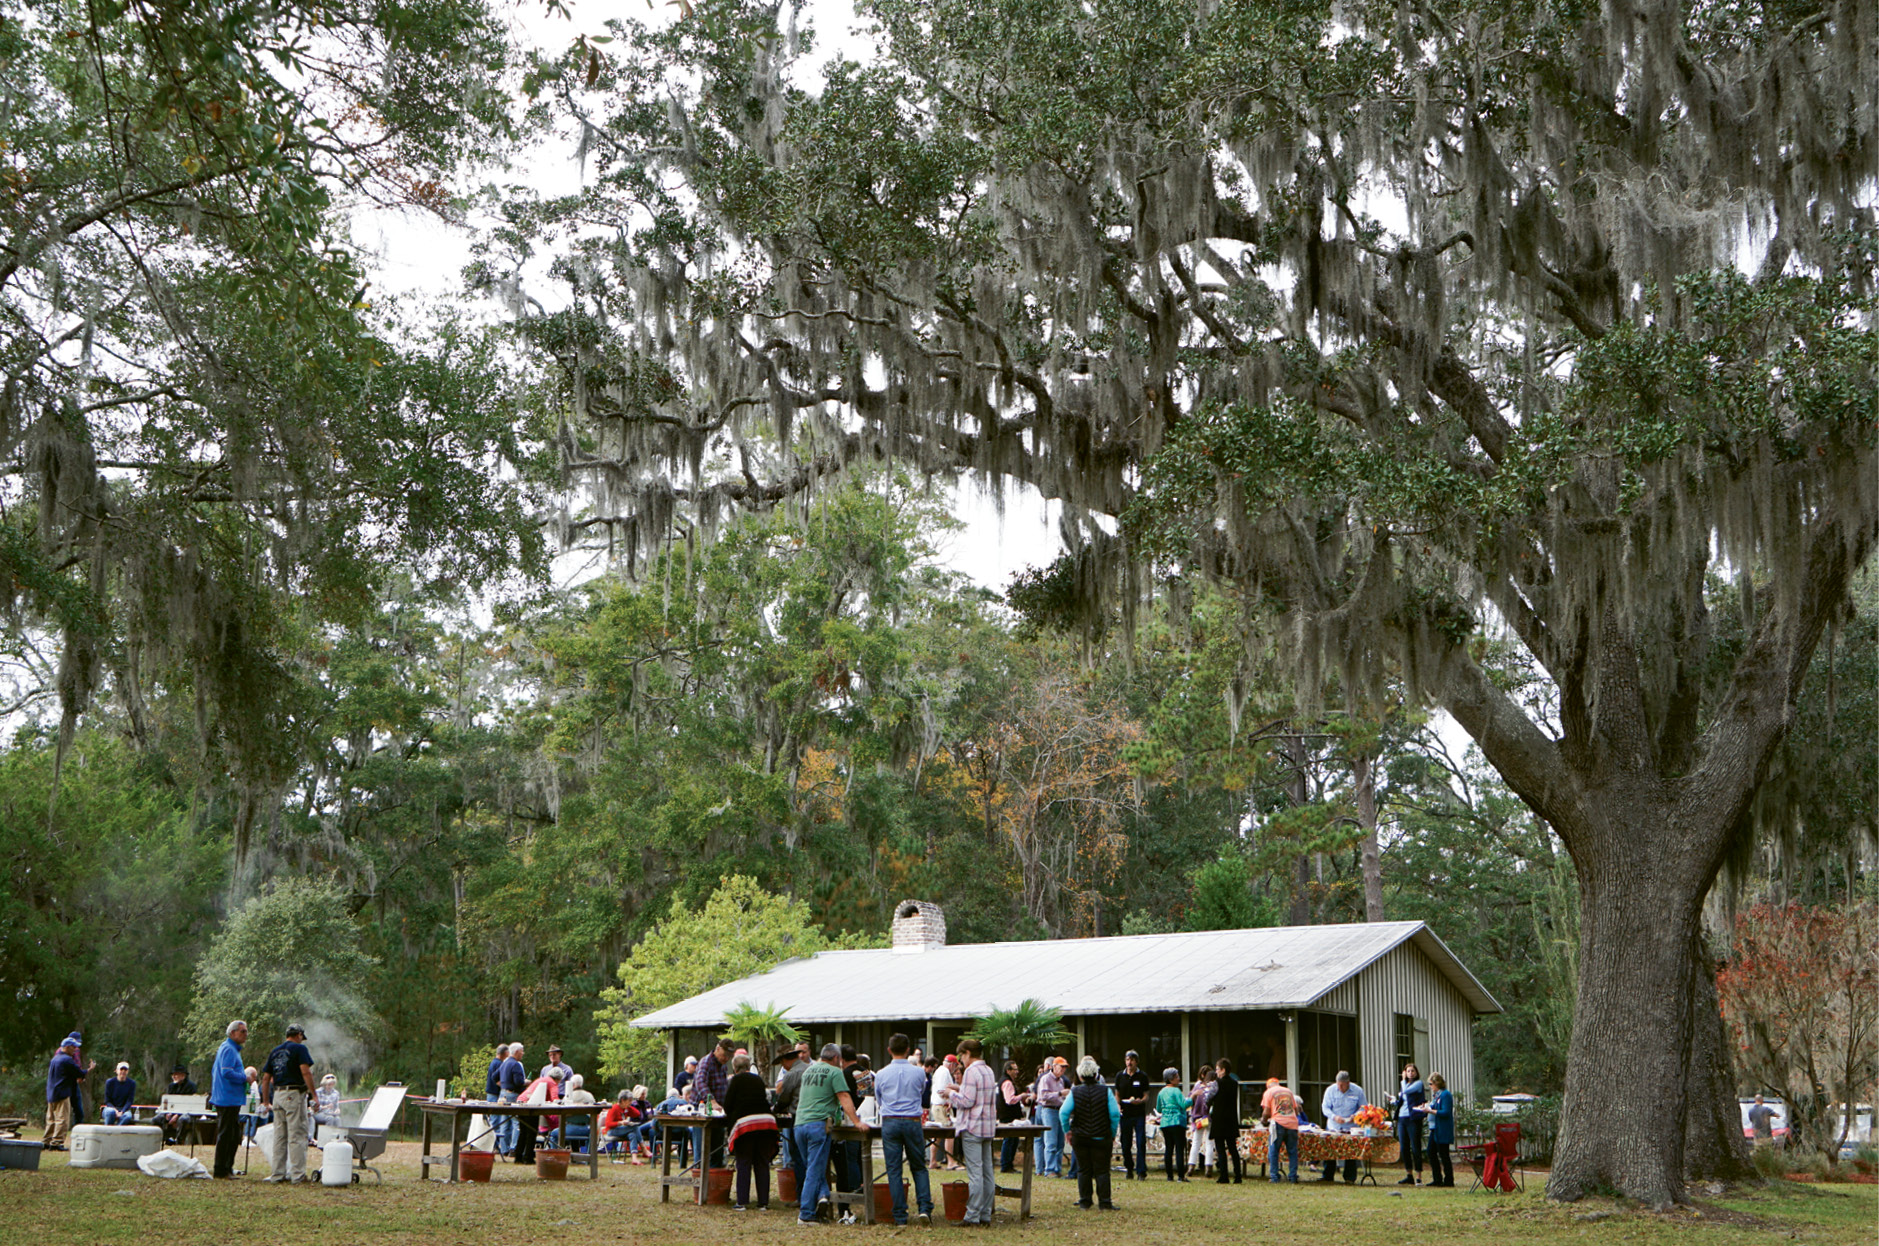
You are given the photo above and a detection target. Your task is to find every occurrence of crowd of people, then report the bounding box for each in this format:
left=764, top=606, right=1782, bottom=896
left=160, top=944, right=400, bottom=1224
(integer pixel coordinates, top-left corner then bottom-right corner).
left=652, top=1035, right=1463, bottom=1226
left=40, top=1022, right=343, bottom=1182
left=42, top=1022, right=1459, bottom=1207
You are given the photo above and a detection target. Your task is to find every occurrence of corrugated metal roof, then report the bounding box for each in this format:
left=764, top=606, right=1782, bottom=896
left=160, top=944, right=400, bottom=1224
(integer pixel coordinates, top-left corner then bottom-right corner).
left=630, top=921, right=1500, bottom=1030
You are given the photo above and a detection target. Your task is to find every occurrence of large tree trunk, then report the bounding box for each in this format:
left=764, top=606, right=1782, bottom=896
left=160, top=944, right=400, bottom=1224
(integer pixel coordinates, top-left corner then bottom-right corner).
left=1286, top=735, right=1312, bottom=924
left=1546, top=827, right=1708, bottom=1206
left=1682, top=937, right=1754, bottom=1183
left=1352, top=748, right=1384, bottom=922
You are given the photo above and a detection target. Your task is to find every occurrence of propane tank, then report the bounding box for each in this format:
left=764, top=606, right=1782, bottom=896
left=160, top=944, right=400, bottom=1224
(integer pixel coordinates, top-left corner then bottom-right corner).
left=320, top=1137, right=354, bottom=1186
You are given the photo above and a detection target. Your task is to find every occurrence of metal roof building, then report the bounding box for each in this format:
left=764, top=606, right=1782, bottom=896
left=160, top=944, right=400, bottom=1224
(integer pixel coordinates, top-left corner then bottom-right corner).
left=635, top=901, right=1501, bottom=1111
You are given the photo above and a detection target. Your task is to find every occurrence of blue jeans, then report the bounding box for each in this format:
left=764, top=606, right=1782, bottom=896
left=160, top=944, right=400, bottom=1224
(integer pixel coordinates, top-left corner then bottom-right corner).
left=796, top=1120, right=833, bottom=1222
left=881, top=1117, right=932, bottom=1223
left=1268, top=1125, right=1299, bottom=1181
left=495, top=1091, right=518, bottom=1153
left=785, top=1124, right=805, bottom=1200
left=102, top=1107, right=134, bottom=1126
left=1035, top=1105, right=1063, bottom=1175
left=1120, top=1114, right=1148, bottom=1177
left=1397, top=1114, right=1424, bottom=1175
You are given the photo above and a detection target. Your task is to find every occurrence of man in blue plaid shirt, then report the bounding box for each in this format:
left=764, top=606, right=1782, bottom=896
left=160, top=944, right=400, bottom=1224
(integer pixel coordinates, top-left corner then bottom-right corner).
left=688, top=1038, right=736, bottom=1169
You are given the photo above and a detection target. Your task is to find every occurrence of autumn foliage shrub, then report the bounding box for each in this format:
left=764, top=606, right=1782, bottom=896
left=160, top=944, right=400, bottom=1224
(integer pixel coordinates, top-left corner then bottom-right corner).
left=1717, top=901, right=1878, bottom=1160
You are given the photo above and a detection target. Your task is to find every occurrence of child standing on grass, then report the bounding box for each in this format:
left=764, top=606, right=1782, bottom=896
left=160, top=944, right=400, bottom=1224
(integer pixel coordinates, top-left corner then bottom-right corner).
left=1156, top=1068, right=1191, bottom=1181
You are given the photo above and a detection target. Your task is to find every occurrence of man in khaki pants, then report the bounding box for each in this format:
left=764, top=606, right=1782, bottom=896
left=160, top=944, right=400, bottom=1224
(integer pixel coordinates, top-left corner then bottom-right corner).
left=260, top=1024, right=316, bottom=1183
left=43, top=1033, right=94, bottom=1150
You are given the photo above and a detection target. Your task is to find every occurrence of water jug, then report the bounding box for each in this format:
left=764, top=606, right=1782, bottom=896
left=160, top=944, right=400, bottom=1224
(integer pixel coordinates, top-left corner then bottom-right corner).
left=321, top=1137, right=354, bottom=1186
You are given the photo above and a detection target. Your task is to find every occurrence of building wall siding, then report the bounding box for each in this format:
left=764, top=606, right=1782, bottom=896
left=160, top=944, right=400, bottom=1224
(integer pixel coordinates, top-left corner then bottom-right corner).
left=1354, top=942, right=1476, bottom=1107
left=1314, top=977, right=1360, bottom=1014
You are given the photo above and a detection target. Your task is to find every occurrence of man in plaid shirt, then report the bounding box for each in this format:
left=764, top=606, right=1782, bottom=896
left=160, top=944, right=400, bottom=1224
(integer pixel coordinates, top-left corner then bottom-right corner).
left=947, top=1039, right=1000, bottom=1225
left=688, top=1038, right=736, bottom=1168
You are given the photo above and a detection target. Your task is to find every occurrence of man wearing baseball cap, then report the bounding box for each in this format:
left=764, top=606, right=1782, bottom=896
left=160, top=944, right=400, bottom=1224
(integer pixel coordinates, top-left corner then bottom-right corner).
left=260, top=1023, right=316, bottom=1182
left=43, top=1032, right=94, bottom=1150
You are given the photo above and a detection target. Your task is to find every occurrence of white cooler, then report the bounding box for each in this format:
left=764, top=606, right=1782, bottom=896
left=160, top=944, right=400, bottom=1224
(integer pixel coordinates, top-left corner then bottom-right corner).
left=69, top=1124, right=165, bottom=1170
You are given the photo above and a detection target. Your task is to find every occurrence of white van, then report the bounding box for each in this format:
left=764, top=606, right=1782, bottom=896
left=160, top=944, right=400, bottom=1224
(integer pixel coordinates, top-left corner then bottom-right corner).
left=1832, top=1104, right=1873, bottom=1158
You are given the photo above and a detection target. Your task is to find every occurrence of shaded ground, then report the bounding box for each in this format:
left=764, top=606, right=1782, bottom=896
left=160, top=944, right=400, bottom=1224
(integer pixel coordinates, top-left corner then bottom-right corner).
left=5, top=1139, right=1873, bottom=1245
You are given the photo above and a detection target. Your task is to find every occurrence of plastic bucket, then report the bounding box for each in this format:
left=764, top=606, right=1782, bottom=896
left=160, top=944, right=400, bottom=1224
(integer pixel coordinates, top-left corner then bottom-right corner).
left=704, top=1166, right=734, bottom=1203
left=873, top=1183, right=896, bottom=1220
left=459, top=1149, right=495, bottom=1183
left=778, top=1166, right=798, bottom=1202
left=942, top=1180, right=968, bottom=1222
left=535, top=1148, right=571, bottom=1180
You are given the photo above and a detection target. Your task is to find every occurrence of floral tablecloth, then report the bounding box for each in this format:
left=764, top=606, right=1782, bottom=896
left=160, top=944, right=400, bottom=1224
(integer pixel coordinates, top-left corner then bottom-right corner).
left=1242, top=1127, right=1399, bottom=1165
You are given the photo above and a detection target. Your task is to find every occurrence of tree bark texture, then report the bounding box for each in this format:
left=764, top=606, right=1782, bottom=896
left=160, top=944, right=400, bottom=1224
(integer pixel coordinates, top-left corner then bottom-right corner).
left=1682, top=939, right=1754, bottom=1183
left=1286, top=735, right=1312, bottom=925
left=1352, top=748, right=1384, bottom=923
left=1546, top=830, right=1706, bottom=1205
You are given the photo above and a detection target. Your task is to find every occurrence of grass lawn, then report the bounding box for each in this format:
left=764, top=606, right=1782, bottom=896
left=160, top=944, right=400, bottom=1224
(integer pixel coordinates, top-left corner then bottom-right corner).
left=4, top=1141, right=1873, bottom=1245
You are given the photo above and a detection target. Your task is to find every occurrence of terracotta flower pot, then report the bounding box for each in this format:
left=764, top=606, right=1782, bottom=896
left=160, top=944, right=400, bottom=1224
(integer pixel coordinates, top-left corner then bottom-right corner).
left=536, top=1148, right=572, bottom=1180
left=459, top=1149, right=495, bottom=1183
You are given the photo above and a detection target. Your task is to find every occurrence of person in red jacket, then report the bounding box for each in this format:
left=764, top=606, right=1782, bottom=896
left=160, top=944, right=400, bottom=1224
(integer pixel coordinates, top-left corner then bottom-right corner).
left=601, top=1089, right=650, bottom=1160
left=513, top=1067, right=561, bottom=1165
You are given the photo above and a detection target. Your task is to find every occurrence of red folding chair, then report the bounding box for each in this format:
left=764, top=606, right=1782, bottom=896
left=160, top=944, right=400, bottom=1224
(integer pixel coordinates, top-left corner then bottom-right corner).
left=1464, top=1121, right=1523, bottom=1192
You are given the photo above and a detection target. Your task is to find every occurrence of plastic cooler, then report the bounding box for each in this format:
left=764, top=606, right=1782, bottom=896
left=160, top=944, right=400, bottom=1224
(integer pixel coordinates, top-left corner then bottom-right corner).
left=69, top=1124, right=165, bottom=1170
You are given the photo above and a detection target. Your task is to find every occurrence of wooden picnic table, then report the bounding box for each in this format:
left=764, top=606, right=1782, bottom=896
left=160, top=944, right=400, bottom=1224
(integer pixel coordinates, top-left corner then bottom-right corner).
left=831, top=1122, right=1048, bottom=1225
left=654, top=1112, right=731, bottom=1204
left=416, top=1100, right=607, bottom=1182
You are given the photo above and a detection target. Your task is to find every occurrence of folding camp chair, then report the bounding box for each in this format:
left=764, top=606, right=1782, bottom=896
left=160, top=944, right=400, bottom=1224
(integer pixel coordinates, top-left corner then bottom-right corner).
left=346, top=1085, right=409, bottom=1184
left=1464, top=1120, right=1523, bottom=1193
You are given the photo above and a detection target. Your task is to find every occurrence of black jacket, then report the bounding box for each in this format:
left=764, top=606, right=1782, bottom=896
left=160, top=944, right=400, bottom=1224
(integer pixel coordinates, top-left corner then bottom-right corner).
left=723, top=1071, right=771, bottom=1126
left=1068, top=1083, right=1113, bottom=1143
left=1211, top=1074, right=1240, bottom=1127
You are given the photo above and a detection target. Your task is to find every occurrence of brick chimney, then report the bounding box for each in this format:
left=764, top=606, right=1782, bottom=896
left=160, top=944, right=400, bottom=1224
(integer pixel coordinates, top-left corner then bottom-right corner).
left=890, top=900, right=947, bottom=953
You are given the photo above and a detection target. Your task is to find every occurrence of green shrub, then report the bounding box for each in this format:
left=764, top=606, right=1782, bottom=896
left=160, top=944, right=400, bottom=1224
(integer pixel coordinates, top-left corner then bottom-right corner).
left=1750, top=1144, right=1789, bottom=1180
left=1786, top=1148, right=1835, bottom=1179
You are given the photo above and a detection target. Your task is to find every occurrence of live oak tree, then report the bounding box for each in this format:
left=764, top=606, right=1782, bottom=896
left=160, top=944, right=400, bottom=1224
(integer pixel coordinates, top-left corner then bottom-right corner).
left=496, top=0, right=1873, bottom=1205
left=0, top=0, right=540, bottom=869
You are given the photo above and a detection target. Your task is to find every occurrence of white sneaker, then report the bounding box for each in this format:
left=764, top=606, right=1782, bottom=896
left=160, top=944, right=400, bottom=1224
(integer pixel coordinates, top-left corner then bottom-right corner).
left=839, top=1212, right=857, bottom=1225
left=915, top=1212, right=932, bottom=1227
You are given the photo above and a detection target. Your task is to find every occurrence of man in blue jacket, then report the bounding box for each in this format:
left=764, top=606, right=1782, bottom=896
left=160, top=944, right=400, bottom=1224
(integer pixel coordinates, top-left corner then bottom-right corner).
left=209, top=1020, right=250, bottom=1179
left=484, top=1044, right=509, bottom=1100
left=43, top=1033, right=94, bottom=1150
left=495, top=1041, right=527, bottom=1157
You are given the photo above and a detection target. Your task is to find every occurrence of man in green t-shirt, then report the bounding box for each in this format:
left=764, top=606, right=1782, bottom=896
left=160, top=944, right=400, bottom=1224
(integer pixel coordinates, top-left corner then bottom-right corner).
left=795, top=1044, right=863, bottom=1224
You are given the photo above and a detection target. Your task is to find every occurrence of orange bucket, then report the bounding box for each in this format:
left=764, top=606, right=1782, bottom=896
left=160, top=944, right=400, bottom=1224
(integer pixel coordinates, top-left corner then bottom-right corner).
left=535, top=1147, right=571, bottom=1180
left=704, top=1166, right=735, bottom=1203
left=942, top=1180, right=968, bottom=1222
left=778, top=1167, right=798, bottom=1202
left=459, top=1149, right=495, bottom=1183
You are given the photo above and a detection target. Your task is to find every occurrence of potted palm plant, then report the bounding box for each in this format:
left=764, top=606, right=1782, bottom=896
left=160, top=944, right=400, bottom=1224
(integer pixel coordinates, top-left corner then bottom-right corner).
left=964, top=999, right=1075, bottom=1073
left=723, top=1000, right=804, bottom=1078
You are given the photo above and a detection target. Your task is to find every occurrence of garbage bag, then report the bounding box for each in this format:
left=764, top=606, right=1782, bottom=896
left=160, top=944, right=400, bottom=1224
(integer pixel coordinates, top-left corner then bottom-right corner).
left=136, top=1149, right=210, bottom=1179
